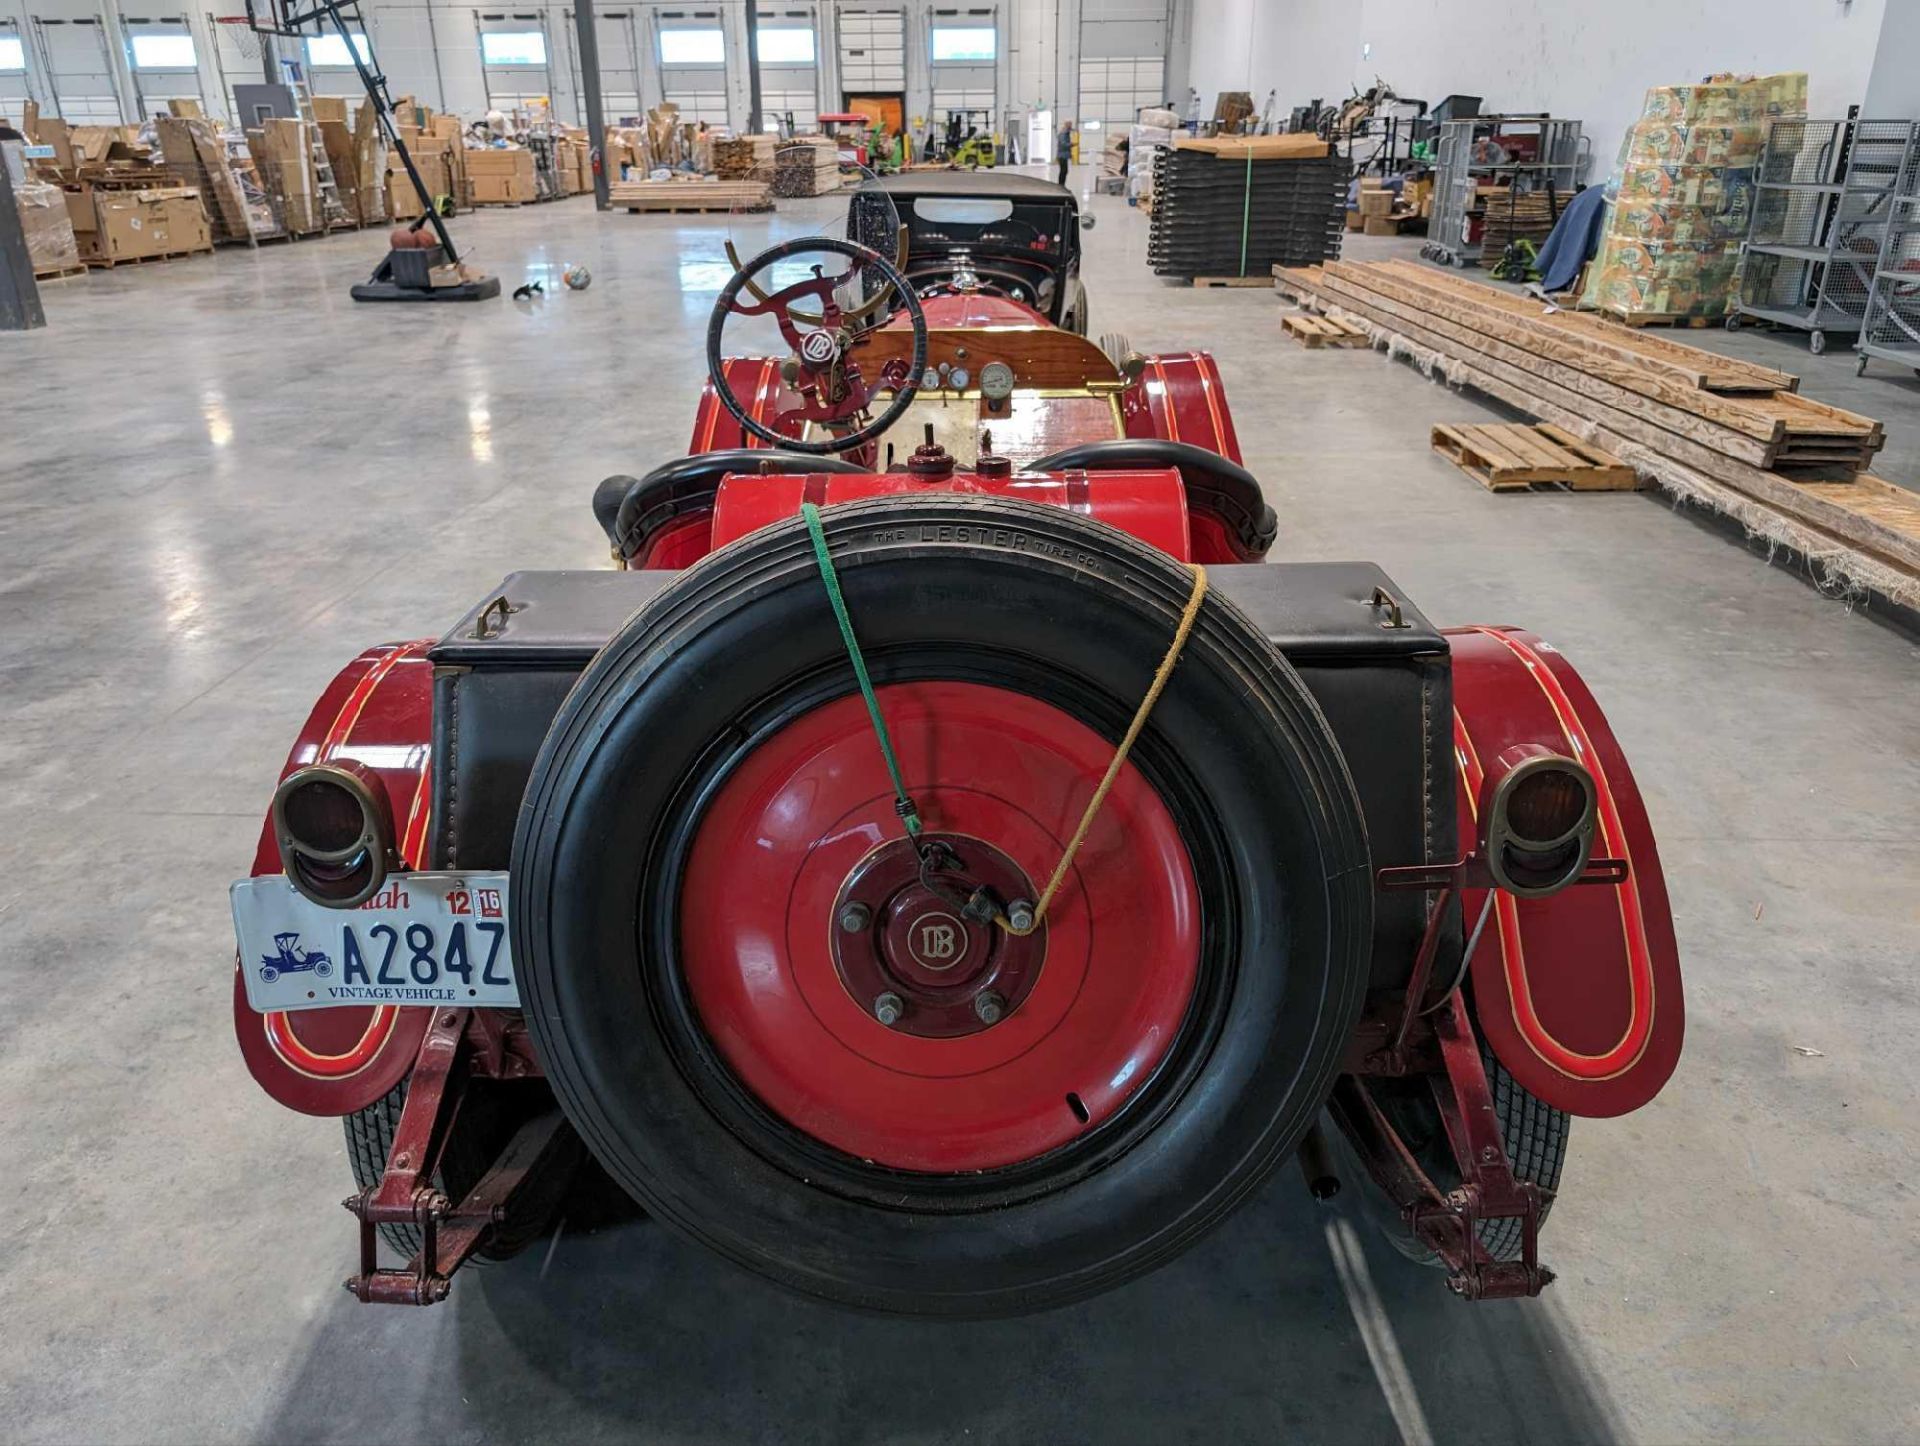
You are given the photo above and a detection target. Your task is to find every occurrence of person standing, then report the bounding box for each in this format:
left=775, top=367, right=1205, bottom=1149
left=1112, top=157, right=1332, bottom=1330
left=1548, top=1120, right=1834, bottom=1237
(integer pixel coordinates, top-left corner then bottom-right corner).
left=1056, top=118, right=1074, bottom=186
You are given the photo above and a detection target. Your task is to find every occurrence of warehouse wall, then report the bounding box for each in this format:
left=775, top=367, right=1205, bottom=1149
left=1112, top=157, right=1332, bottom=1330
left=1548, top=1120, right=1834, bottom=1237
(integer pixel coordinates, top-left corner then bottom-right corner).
left=2, top=0, right=1185, bottom=151
left=1187, top=0, right=1897, bottom=179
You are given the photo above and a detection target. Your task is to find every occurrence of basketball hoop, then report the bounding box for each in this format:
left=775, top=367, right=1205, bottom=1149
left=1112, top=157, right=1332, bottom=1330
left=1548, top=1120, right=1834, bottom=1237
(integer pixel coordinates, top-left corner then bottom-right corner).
left=212, top=14, right=263, bottom=61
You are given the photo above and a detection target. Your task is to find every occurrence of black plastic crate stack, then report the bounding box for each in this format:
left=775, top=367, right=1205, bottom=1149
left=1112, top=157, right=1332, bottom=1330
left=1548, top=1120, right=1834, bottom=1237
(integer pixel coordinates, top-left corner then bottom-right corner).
left=1147, top=149, right=1349, bottom=279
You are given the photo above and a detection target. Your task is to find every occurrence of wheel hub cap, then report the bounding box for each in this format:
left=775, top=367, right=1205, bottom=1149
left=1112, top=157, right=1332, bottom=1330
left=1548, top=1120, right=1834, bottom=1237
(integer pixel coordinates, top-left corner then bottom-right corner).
left=832, top=835, right=1044, bottom=1038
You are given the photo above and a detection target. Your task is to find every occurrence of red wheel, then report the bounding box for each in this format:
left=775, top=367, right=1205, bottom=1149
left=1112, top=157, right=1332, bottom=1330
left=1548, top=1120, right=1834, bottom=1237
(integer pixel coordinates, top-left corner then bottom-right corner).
left=680, top=682, right=1200, bottom=1172
left=512, top=495, right=1369, bottom=1316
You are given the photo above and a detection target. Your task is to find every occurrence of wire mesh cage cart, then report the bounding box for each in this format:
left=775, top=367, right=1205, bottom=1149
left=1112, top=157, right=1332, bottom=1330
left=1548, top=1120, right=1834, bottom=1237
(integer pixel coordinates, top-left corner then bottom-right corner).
left=1854, top=142, right=1920, bottom=376
left=1421, top=115, right=1586, bottom=268
left=1731, top=117, right=1920, bottom=355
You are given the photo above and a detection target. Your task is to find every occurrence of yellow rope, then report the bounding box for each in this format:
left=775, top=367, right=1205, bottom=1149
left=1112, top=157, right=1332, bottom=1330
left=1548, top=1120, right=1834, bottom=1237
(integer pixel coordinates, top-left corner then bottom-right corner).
left=998, top=563, right=1209, bottom=937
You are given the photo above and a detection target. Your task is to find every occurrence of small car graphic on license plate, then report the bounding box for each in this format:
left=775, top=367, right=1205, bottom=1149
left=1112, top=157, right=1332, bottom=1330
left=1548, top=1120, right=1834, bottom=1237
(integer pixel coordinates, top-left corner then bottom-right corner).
left=232, top=872, right=518, bottom=1013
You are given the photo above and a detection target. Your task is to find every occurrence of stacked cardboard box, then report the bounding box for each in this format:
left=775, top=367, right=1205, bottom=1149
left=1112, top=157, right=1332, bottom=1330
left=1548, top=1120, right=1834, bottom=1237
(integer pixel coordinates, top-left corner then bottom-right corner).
left=1128, top=108, right=1179, bottom=205
left=466, top=146, right=537, bottom=205
left=67, top=185, right=212, bottom=265
left=1581, top=72, right=1807, bottom=321
left=156, top=115, right=282, bottom=242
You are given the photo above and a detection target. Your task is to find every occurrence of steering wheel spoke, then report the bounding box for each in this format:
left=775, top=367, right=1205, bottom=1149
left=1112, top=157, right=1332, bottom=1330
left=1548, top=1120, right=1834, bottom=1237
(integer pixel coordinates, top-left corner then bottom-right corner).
left=709, top=238, right=928, bottom=457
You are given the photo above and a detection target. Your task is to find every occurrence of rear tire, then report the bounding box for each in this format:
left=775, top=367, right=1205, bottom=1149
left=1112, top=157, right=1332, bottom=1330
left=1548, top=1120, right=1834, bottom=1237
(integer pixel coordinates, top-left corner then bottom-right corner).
left=1342, top=1040, right=1569, bottom=1265
left=343, top=1077, right=574, bottom=1262
left=512, top=495, right=1372, bottom=1316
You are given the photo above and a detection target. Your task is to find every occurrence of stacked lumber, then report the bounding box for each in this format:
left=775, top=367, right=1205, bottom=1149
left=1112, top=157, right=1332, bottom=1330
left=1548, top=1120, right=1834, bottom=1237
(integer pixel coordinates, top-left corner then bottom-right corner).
left=1148, top=142, right=1346, bottom=280
left=1274, top=259, right=1920, bottom=599
left=609, top=177, right=772, bottom=213
left=774, top=137, right=840, bottom=197
left=713, top=135, right=776, bottom=179
left=1275, top=259, right=1920, bottom=601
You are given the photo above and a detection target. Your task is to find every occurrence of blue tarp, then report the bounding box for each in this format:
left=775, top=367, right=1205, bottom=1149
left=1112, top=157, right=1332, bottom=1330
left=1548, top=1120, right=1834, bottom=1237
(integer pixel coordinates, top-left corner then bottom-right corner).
left=1535, top=185, right=1608, bottom=294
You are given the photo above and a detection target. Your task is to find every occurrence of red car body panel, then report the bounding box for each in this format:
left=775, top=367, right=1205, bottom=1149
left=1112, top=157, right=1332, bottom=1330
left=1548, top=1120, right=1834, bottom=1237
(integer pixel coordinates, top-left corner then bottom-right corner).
left=1448, top=626, right=1685, bottom=1116
left=232, top=642, right=437, bottom=1116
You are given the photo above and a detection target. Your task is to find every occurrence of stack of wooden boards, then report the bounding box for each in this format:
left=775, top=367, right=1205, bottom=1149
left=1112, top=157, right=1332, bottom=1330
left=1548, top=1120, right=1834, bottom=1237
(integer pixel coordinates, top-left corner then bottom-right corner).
left=713, top=135, right=777, bottom=180
left=774, top=137, right=842, bottom=198
left=609, top=177, right=773, bottom=213
left=1148, top=134, right=1346, bottom=282
left=1275, top=259, right=1920, bottom=599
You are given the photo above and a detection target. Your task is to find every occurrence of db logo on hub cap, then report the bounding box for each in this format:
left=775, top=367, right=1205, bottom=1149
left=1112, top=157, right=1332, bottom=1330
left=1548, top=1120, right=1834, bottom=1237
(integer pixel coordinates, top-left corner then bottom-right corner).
left=907, top=912, right=967, bottom=971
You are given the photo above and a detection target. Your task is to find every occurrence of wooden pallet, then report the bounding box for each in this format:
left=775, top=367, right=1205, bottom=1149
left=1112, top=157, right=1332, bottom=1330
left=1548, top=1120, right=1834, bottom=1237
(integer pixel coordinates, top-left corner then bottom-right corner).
left=33, top=264, right=88, bottom=282
left=1430, top=422, right=1640, bottom=492
left=84, top=247, right=215, bottom=269
left=1192, top=275, right=1274, bottom=288
left=620, top=202, right=773, bottom=214
left=1282, top=312, right=1369, bottom=348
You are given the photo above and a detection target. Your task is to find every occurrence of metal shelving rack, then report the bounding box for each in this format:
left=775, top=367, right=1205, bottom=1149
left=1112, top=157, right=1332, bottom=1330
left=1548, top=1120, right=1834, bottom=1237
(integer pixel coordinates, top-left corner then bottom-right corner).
left=1421, top=114, right=1585, bottom=268
left=1731, top=117, right=1920, bottom=354
left=1855, top=143, right=1920, bottom=377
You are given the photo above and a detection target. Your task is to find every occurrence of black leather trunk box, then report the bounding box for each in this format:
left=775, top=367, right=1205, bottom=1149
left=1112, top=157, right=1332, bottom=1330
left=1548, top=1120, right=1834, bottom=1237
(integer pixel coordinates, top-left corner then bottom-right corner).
left=429, top=563, right=1455, bottom=992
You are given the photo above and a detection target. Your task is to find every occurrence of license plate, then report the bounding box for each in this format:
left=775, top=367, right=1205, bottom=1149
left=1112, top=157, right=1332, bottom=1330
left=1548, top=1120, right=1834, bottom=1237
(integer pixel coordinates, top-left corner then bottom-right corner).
left=232, top=872, right=518, bottom=1014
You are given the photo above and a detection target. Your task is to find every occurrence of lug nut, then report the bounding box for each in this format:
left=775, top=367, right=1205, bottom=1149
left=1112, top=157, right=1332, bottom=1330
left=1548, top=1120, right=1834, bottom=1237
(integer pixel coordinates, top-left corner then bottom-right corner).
left=1006, top=898, right=1036, bottom=933
left=974, top=990, right=1006, bottom=1025
left=839, top=901, right=872, bottom=932
left=873, top=991, right=904, bottom=1026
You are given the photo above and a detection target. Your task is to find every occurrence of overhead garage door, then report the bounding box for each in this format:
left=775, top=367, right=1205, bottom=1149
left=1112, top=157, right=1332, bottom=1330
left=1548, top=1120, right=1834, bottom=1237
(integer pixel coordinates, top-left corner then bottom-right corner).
left=1077, top=0, right=1165, bottom=128
left=754, top=6, right=814, bottom=131
left=123, top=16, right=205, bottom=121
left=927, top=6, right=992, bottom=129
left=649, top=4, right=726, bottom=127
left=475, top=12, right=555, bottom=113
left=561, top=8, right=642, bottom=122
left=31, top=12, right=121, bottom=121
left=835, top=5, right=901, bottom=98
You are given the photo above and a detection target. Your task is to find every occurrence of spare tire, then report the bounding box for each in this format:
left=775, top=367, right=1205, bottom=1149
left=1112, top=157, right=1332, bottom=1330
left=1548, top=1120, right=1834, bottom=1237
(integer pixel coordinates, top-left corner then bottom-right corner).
left=511, top=495, right=1370, bottom=1316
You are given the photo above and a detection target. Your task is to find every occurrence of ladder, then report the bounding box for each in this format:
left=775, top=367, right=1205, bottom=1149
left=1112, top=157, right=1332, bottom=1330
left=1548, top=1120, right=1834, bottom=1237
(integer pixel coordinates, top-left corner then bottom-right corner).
left=280, top=58, right=352, bottom=228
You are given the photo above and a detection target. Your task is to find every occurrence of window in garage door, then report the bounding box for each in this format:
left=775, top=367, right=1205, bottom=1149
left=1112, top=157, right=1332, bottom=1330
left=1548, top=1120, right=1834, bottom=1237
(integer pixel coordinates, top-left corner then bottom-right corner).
left=651, top=7, right=727, bottom=126
left=0, top=22, right=36, bottom=119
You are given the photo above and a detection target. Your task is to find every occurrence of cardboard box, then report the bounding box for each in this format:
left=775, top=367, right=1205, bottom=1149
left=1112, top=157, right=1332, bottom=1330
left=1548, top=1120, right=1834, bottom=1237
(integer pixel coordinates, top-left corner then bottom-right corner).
left=16, top=180, right=81, bottom=273
left=79, top=186, right=211, bottom=263
left=1357, top=189, right=1394, bottom=218
left=465, top=146, right=535, bottom=204
left=1363, top=215, right=1402, bottom=237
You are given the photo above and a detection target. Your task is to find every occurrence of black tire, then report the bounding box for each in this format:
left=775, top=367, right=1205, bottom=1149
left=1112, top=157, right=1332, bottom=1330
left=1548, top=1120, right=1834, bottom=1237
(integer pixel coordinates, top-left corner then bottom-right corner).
left=1340, top=1040, right=1569, bottom=1265
left=511, top=495, right=1372, bottom=1317
left=343, top=1077, right=573, bottom=1262
left=1098, top=331, right=1133, bottom=372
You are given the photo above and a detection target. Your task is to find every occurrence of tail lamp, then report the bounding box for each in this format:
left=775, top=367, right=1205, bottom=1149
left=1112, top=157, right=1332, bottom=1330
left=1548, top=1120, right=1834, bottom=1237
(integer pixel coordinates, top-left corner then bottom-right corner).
left=271, top=762, right=396, bottom=908
left=1478, top=746, right=1599, bottom=899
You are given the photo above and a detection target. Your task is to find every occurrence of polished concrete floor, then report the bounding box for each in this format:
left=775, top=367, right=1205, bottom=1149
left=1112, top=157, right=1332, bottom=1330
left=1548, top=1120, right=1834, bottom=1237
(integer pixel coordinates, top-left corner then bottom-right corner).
left=4, top=173, right=1918, bottom=1446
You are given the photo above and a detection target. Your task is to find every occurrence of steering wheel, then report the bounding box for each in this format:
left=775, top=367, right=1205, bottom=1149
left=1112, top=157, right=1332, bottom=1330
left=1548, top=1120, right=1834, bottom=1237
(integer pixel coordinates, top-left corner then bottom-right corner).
left=707, top=236, right=929, bottom=456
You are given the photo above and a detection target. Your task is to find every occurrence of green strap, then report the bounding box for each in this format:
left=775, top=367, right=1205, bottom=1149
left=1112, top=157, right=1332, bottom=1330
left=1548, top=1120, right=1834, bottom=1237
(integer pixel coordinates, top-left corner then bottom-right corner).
left=1238, top=147, right=1253, bottom=278
left=801, top=502, right=923, bottom=839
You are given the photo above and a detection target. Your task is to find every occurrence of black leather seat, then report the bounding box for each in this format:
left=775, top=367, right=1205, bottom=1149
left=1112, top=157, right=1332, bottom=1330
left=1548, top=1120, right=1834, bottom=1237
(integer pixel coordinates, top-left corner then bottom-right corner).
left=1025, top=439, right=1278, bottom=561
left=596, top=450, right=869, bottom=562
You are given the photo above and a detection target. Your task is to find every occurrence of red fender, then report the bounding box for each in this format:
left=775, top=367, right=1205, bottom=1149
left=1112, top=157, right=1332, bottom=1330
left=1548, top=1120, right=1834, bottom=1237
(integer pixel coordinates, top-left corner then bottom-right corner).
left=231, top=642, right=438, bottom=1117
left=1447, top=627, right=1684, bottom=1117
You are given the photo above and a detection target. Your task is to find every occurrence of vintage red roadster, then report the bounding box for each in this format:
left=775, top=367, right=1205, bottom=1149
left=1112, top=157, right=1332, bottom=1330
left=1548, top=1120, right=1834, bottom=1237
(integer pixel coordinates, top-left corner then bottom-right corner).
left=231, top=232, right=1682, bottom=1316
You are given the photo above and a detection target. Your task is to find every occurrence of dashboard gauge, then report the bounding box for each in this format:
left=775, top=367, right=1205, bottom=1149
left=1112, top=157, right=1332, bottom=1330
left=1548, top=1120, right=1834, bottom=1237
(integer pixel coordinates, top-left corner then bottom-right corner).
left=921, top=368, right=942, bottom=390
left=979, top=361, right=1016, bottom=401
left=948, top=367, right=971, bottom=389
